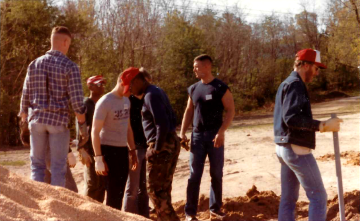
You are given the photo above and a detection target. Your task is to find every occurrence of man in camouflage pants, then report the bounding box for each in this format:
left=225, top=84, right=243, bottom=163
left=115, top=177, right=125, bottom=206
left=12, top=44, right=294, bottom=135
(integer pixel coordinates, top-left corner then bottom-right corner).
left=126, top=67, right=180, bottom=221
left=147, top=132, right=180, bottom=220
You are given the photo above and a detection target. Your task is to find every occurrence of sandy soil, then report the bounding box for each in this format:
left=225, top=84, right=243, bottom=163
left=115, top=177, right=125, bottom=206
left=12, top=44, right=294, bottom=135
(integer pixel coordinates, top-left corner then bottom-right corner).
left=0, top=165, right=150, bottom=221
left=1, top=96, right=359, bottom=220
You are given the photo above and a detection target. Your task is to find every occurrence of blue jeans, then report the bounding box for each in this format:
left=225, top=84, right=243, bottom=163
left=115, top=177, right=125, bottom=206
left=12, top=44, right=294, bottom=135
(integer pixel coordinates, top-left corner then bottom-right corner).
left=276, top=144, right=327, bottom=221
left=185, top=130, right=224, bottom=216
left=29, top=122, right=70, bottom=187
left=124, top=148, right=149, bottom=218
left=44, top=146, right=78, bottom=192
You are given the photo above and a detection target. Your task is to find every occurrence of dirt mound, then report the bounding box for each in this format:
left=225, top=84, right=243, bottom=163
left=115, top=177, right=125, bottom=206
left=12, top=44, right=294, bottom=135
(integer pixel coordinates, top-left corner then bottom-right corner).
left=326, top=190, right=360, bottom=221
left=172, top=185, right=280, bottom=221
left=169, top=186, right=360, bottom=221
left=0, top=165, right=149, bottom=221
left=317, top=151, right=360, bottom=166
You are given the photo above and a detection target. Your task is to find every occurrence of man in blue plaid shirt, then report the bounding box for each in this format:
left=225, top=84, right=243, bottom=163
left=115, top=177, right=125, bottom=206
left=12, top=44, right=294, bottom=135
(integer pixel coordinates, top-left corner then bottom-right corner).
left=19, top=26, right=86, bottom=187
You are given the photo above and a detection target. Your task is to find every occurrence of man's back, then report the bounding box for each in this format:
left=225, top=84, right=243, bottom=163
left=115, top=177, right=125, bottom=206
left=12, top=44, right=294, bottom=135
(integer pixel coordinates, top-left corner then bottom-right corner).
left=141, top=85, right=177, bottom=146
left=21, top=50, right=84, bottom=126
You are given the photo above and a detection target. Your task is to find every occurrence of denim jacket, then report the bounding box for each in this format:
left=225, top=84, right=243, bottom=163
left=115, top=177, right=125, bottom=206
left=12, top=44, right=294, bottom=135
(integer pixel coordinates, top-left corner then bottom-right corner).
left=273, top=71, right=320, bottom=149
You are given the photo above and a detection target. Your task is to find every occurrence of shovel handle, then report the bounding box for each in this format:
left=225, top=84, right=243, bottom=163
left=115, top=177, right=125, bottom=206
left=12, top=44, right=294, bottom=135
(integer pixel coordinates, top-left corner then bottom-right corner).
left=331, top=113, right=345, bottom=221
left=75, top=118, right=79, bottom=149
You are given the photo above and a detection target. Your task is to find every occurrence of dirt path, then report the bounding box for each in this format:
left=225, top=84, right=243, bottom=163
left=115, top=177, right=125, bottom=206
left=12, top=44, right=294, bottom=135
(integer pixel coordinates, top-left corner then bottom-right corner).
left=1, top=96, right=359, bottom=219
left=172, top=96, right=360, bottom=204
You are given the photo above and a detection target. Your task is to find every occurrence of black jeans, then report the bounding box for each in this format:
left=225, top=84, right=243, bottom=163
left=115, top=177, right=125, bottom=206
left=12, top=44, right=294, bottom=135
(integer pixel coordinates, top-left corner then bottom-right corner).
left=101, top=145, right=129, bottom=210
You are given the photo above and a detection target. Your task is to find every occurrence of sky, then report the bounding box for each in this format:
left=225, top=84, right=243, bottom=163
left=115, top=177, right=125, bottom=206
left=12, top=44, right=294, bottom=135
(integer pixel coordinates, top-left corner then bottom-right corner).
left=179, top=0, right=329, bottom=22
left=55, top=0, right=330, bottom=23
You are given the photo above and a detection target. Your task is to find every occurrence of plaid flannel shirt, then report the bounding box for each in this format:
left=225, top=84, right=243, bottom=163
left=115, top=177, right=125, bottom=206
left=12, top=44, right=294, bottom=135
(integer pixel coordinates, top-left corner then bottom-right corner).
left=20, top=50, right=85, bottom=126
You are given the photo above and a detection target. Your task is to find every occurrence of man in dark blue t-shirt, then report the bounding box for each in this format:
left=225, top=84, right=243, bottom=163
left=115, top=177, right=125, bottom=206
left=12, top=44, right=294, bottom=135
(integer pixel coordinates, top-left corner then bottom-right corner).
left=125, top=67, right=180, bottom=221
left=180, top=54, right=235, bottom=221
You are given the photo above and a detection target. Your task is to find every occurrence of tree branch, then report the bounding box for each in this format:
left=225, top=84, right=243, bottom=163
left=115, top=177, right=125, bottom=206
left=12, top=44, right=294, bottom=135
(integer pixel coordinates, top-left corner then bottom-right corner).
left=349, top=0, right=360, bottom=25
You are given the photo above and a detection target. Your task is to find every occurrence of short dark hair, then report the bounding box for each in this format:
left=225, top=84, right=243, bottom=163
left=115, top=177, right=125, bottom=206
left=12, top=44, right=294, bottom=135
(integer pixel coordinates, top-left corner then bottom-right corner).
left=52, top=26, right=72, bottom=39
left=132, top=68, right=150, bottom=83
left=293, top=59, right=314, bottom=69
left=139, top=67, right=151, bottom=81
left=194, top=54, right=213, bottom=64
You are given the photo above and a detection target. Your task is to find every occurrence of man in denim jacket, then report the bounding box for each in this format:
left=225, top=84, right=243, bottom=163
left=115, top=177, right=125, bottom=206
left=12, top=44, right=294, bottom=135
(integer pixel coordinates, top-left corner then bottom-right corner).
left=274, top=49, right=343, bottom=221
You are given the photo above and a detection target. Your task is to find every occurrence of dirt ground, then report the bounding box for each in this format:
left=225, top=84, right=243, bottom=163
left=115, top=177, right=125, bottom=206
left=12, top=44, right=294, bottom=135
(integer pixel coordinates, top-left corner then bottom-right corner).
left=170, top=185, right=360, bottom=221
left=317, top=150, right=360, bottom=166
left=0, top=165, right=150, bottom=221
left=1, top=96, right=359, bottom=220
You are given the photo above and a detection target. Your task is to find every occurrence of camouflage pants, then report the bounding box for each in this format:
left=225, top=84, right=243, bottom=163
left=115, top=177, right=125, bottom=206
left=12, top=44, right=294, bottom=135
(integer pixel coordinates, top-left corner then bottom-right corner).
left=147, top=132, right=180, bottom=221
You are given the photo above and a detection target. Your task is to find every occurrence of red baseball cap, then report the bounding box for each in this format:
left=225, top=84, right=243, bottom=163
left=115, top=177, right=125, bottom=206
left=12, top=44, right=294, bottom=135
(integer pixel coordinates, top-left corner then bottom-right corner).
left=120, top=67, right=139, bottom=94
left=87, top=75, right=106, bottom=85
left=296, top=49, right=327, bottom=69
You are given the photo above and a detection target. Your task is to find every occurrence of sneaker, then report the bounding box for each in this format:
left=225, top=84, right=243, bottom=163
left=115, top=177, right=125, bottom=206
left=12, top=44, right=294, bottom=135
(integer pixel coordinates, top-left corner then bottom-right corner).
left=185, top=214, right=198, bottom=221
left=210, top=210, right=226, bottom=220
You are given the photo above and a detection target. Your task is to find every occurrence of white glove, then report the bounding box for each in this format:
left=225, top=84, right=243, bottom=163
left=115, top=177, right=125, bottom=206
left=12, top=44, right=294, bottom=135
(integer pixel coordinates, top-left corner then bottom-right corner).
left=94, top=156, right=108, bottom=176
left=71, top=139, right=79, bottom=147
left=67, top=152, right=77, bottom=168
left=79, top=148, right=93, bottom=167
left=319, top=117, right=343, bottom=132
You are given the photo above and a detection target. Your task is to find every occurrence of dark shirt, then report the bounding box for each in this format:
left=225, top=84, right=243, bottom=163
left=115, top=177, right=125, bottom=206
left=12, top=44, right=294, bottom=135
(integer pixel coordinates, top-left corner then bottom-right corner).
left=129, top=95, right=147, bottom=149
left=188, top=78, right=229, bottom=133
left=83, top=97, right=95, bottom=155
left=142, top=85, right=176, bottom=151
left=273, top=71, right=320, bottom=149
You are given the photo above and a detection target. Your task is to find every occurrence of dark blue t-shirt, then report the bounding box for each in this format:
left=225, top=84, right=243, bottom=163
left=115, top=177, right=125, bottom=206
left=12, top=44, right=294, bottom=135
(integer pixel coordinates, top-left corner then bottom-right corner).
left=188, top=78, right=229, bottom=133
left=129, top=95, right=147, bottom=149
left=83, top=97, right=95, bottom=154
left=142, top=85, right=177, bottom=151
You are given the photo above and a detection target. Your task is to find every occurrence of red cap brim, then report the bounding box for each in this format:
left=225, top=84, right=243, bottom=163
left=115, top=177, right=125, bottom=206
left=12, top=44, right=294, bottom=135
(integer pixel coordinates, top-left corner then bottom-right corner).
left=315, top=62, right=327, bottom=69
left=123, top=85, right=130, bottom=94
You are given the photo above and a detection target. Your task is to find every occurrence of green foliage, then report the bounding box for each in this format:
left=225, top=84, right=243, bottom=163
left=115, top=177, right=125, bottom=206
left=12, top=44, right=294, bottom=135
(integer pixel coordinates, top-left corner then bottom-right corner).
left=295, top=11, right=319, bottom=48
left=324, top=0, right=360, bottom=91
left=1, top=0, right=359, bottom=145
left=155, top=11, right=206, bottom=122
left=0, top=0, right=58, bottom=146
left=0, top=0, right=95, bottom=145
